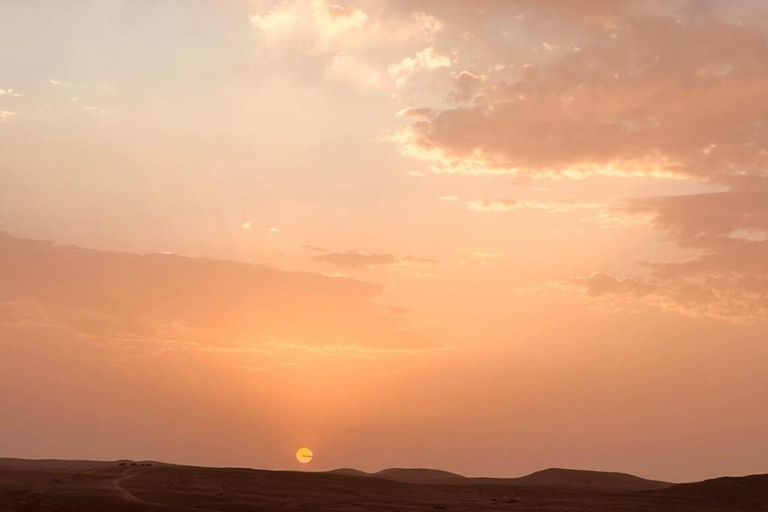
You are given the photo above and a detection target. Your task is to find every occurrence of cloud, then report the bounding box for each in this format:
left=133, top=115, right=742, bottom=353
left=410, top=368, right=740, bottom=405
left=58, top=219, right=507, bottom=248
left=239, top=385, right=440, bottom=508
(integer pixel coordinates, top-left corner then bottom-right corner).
left=379, top=0, right=768, bottom=324
left=575, top=272, right=656, bottom=298
left=621, top=189, right=768, bottom=245
left=250, top=0, right=443, bottom=55
left=313, top=249, right=437, bottom=269
left=573, top=187, right=768, bottom=322
left=249, top=0, right=369, bottom=53
left=0, top=111, right=14, bottom=123
left=325, top=53, right=385, bottom=91
left=313, top=251, right=397, bottom=268
left=572, top=271, right=768, bottom=323
left=451, top=71, right=485, bottom=103
left=410, top=12, right=444, bottom=39
left=248, top=1, right=447, bottom=92
left=466, top=199, right=604, bottom=213
left=302, top=244, right=329, bottom=252
left=391, top=16, right=768, bottom=181
left=0, top=233, right=434, bottom=350
left=0, top=88, right=22, bottom=97
left=388, top=47, right=452, bottom=88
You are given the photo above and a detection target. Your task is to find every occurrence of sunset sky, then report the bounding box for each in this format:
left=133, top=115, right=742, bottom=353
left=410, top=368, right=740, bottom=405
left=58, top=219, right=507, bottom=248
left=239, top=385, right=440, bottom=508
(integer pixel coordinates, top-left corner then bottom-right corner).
left=1, top=0, right=768, bottom=483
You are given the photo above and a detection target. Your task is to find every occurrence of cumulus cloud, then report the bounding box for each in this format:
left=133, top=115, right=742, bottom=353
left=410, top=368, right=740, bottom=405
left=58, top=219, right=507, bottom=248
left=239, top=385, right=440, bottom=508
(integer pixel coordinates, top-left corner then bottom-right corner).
left=389, top=47, right=452, bottom=88
left=0, top=111, right=14, bottom=122
left=249, top=1, right=444, bottom=54
left=451, top=71, right=485, bottom=103
left=372, top=1, right=763, bottom=322
left=411, top=11, right=444, bottom=39
left=392, top=16, right=768, bottom=180
left=250, top=0, right=369, bottom=53
left=0, top=233, right=434, bottom=350
left=248, top=1, right=448, bottom=92
left=376, top=1, right=768, bottom=322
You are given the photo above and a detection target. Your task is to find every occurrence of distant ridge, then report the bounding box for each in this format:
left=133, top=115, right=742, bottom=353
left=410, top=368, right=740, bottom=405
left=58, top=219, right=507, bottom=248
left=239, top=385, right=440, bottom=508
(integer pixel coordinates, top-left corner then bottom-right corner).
left=476, top=468, right=672, bottom=491
left=375, top=468, right=466, bottom=484
left=325, top=467, right=465, bottom=484
left=327, top=466, right=671, bottom=491
left=325, top=468, right=371, bottom=478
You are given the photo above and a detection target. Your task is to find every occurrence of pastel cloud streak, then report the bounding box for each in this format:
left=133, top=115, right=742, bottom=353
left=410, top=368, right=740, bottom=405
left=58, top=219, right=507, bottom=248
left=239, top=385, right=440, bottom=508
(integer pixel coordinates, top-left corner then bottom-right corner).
left=312, top=249, right=437, bottom=269
left=0, top=233, right=433, bottom=350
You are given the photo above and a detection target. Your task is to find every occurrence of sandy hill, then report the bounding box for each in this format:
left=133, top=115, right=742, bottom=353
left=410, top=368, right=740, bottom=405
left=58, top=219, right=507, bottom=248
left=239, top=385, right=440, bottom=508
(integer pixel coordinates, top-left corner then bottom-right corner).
left=325, top=468, right=371, bottom=478
left=374, top=468, right=467, bottom=484
left=660, top=474, right=768, bottom=506
left=325, top=467, right=466, bottom=484
left=328, top=466, right=670, bottom=491
left=0, top=458, right=765, bottom=511
left=495, top=467, right=671, bottom=491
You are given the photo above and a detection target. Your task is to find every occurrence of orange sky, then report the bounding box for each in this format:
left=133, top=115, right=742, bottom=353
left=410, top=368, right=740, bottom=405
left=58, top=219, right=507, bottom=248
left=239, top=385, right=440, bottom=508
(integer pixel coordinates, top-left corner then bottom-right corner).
left=1, top=0, right=768, bottom=483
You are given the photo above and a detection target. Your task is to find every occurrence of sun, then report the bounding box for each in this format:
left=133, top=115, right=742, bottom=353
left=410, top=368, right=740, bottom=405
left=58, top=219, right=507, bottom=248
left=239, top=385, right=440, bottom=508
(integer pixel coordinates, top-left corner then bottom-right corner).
left=296, top=447, right=313, bottom=464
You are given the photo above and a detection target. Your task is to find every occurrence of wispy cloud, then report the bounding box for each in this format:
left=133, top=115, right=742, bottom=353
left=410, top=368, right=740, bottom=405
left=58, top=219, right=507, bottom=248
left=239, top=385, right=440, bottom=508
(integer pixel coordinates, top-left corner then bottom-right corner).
left=0, top=233, right=435, bottom=350
left=466, top=199, right=604, bottom=213
left=313, top=249, right=437, bottom=270
left=0, top=88, right=22, bottom=97
left=571, top=187, right=768, bottom=323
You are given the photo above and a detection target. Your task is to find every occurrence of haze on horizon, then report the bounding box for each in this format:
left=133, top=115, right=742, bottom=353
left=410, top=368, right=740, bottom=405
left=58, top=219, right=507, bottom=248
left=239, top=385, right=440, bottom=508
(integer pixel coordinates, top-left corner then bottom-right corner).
left=1, top=0, right=767, bottom=484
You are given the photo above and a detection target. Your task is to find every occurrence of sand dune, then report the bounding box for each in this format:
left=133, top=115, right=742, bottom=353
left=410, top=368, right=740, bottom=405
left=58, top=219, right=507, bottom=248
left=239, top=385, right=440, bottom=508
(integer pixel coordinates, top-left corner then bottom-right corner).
left=327, top=467, right=467, bottom=484
left=328, top=466, right=670, bottom=491
left=1, top=458, right=766, bottom=511
left=658, top=474, right=768, bottom=508
left=474, top=467, right=672, bottom=491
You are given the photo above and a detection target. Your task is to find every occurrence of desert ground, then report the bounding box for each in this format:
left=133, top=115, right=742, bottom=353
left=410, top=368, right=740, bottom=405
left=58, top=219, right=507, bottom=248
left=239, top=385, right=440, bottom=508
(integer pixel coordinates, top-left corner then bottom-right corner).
left=0, top=459, right=766, bottom=511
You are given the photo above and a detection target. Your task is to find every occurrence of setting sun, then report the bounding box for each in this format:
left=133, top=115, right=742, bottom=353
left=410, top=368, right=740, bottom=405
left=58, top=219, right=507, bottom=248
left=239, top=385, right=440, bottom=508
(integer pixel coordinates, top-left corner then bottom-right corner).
left=296, top=447, right=314, bottom=464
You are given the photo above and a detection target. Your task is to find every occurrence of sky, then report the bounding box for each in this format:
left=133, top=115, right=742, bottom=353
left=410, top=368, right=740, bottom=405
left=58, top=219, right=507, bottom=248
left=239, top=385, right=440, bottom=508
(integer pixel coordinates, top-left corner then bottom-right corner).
left=1, top=0, right=768, bottom=483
